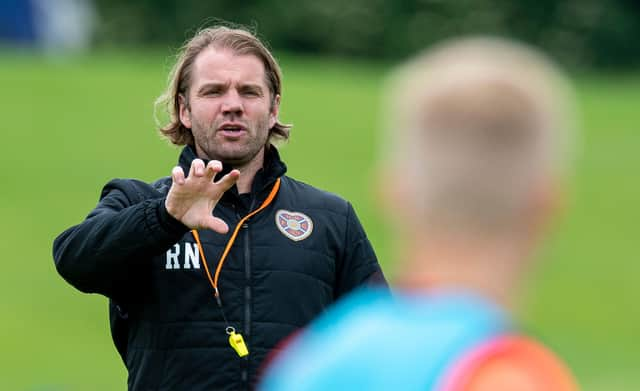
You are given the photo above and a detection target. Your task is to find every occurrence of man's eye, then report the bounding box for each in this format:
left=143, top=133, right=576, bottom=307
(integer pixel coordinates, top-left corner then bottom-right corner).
left=205, top=90, right=222, bottom=96
left=242, top=90, right=260, bottom=97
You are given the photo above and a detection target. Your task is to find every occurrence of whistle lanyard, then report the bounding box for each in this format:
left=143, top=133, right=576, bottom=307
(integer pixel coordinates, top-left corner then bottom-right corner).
left=191, top=177, right=281, bottom=357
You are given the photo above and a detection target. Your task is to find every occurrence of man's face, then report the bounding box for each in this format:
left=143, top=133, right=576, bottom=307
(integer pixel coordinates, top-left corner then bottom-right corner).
left=179, top=47, right=280, bottom=167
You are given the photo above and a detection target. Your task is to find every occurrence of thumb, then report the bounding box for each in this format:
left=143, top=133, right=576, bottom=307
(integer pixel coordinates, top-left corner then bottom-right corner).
left=203, top=215, right=231, bottom=234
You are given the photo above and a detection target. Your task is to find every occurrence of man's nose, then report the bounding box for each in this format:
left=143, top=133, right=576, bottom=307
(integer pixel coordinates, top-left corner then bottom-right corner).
left=221, top=90, right=243, bottom=116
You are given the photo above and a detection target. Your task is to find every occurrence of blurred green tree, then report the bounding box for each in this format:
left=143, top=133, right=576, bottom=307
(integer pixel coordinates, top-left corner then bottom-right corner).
left=94, top=0, right=640, bottom=68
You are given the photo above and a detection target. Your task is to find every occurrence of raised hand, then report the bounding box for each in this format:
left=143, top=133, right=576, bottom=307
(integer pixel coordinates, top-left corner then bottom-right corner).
left=165, top=159, right=240, bottom=233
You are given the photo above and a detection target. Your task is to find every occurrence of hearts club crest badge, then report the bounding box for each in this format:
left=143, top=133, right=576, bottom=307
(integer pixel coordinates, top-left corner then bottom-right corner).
left=275, top=210, right=313, bottom=241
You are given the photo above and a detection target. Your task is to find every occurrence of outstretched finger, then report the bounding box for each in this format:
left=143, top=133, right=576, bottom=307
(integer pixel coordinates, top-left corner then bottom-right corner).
left=171, top=166, right=185, bottom=185
left=214, top=169, right=240, bottom=192
left=189, top=159, right=205, bottom=177
left=205, top=160, right=223, bottom=181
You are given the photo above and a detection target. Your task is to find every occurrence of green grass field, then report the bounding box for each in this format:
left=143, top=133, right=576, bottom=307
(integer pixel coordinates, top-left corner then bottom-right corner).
left=1, top=50, right=638, bottom=390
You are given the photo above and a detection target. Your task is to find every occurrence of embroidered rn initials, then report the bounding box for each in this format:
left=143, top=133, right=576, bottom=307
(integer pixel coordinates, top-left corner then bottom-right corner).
left=165, top=243, right=200, bottom=269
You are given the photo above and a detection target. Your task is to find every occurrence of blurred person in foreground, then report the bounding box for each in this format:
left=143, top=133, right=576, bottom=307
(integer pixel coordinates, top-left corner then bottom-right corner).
left=260, top=37, right=579, bottom=390
left=52, top=25, right=385, bottom=390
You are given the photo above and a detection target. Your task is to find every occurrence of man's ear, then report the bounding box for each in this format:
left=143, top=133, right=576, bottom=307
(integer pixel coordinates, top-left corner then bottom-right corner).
left=269, top=94, right=281, bottom=129
left=527, top=177, right=565, bottom=241
left=375, top=164, right=413, bottom=223
left=179, top=94, right=192, bottom=129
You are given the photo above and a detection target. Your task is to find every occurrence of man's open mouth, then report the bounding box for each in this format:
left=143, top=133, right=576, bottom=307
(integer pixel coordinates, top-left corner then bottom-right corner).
left=219, top=123, right=246, bottom=132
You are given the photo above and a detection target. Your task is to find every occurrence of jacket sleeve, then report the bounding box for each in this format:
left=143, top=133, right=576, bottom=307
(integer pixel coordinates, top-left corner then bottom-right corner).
left=52, top=179, right=189, bottom=300
left=334, top=202, right=388, bottom=298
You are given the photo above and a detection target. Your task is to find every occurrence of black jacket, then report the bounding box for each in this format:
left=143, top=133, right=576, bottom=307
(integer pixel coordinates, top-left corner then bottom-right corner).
left=53, top=145, right=385, bottom=390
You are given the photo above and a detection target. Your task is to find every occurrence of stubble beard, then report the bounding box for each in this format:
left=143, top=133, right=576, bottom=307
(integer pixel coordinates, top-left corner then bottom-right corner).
left=192, top=114, right=271, bottom=168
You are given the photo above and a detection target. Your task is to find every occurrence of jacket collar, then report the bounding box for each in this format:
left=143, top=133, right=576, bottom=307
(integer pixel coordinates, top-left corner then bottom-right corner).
left=177, top=144, right=287, bottom=198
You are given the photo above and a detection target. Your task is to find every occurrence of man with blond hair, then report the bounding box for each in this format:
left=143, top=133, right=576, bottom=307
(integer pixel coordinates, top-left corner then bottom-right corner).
left=261, top=37, right=579, bottom=390
left=53, top=25, right=385, bottom=390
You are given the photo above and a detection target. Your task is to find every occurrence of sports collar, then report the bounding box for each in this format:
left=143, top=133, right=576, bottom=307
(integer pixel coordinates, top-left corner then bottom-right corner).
left=177, top=144, right=287, bottom=197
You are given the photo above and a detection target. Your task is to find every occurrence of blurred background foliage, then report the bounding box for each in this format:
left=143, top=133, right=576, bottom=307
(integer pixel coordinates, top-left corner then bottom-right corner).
left=93, top=0, right=640, bottom=68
